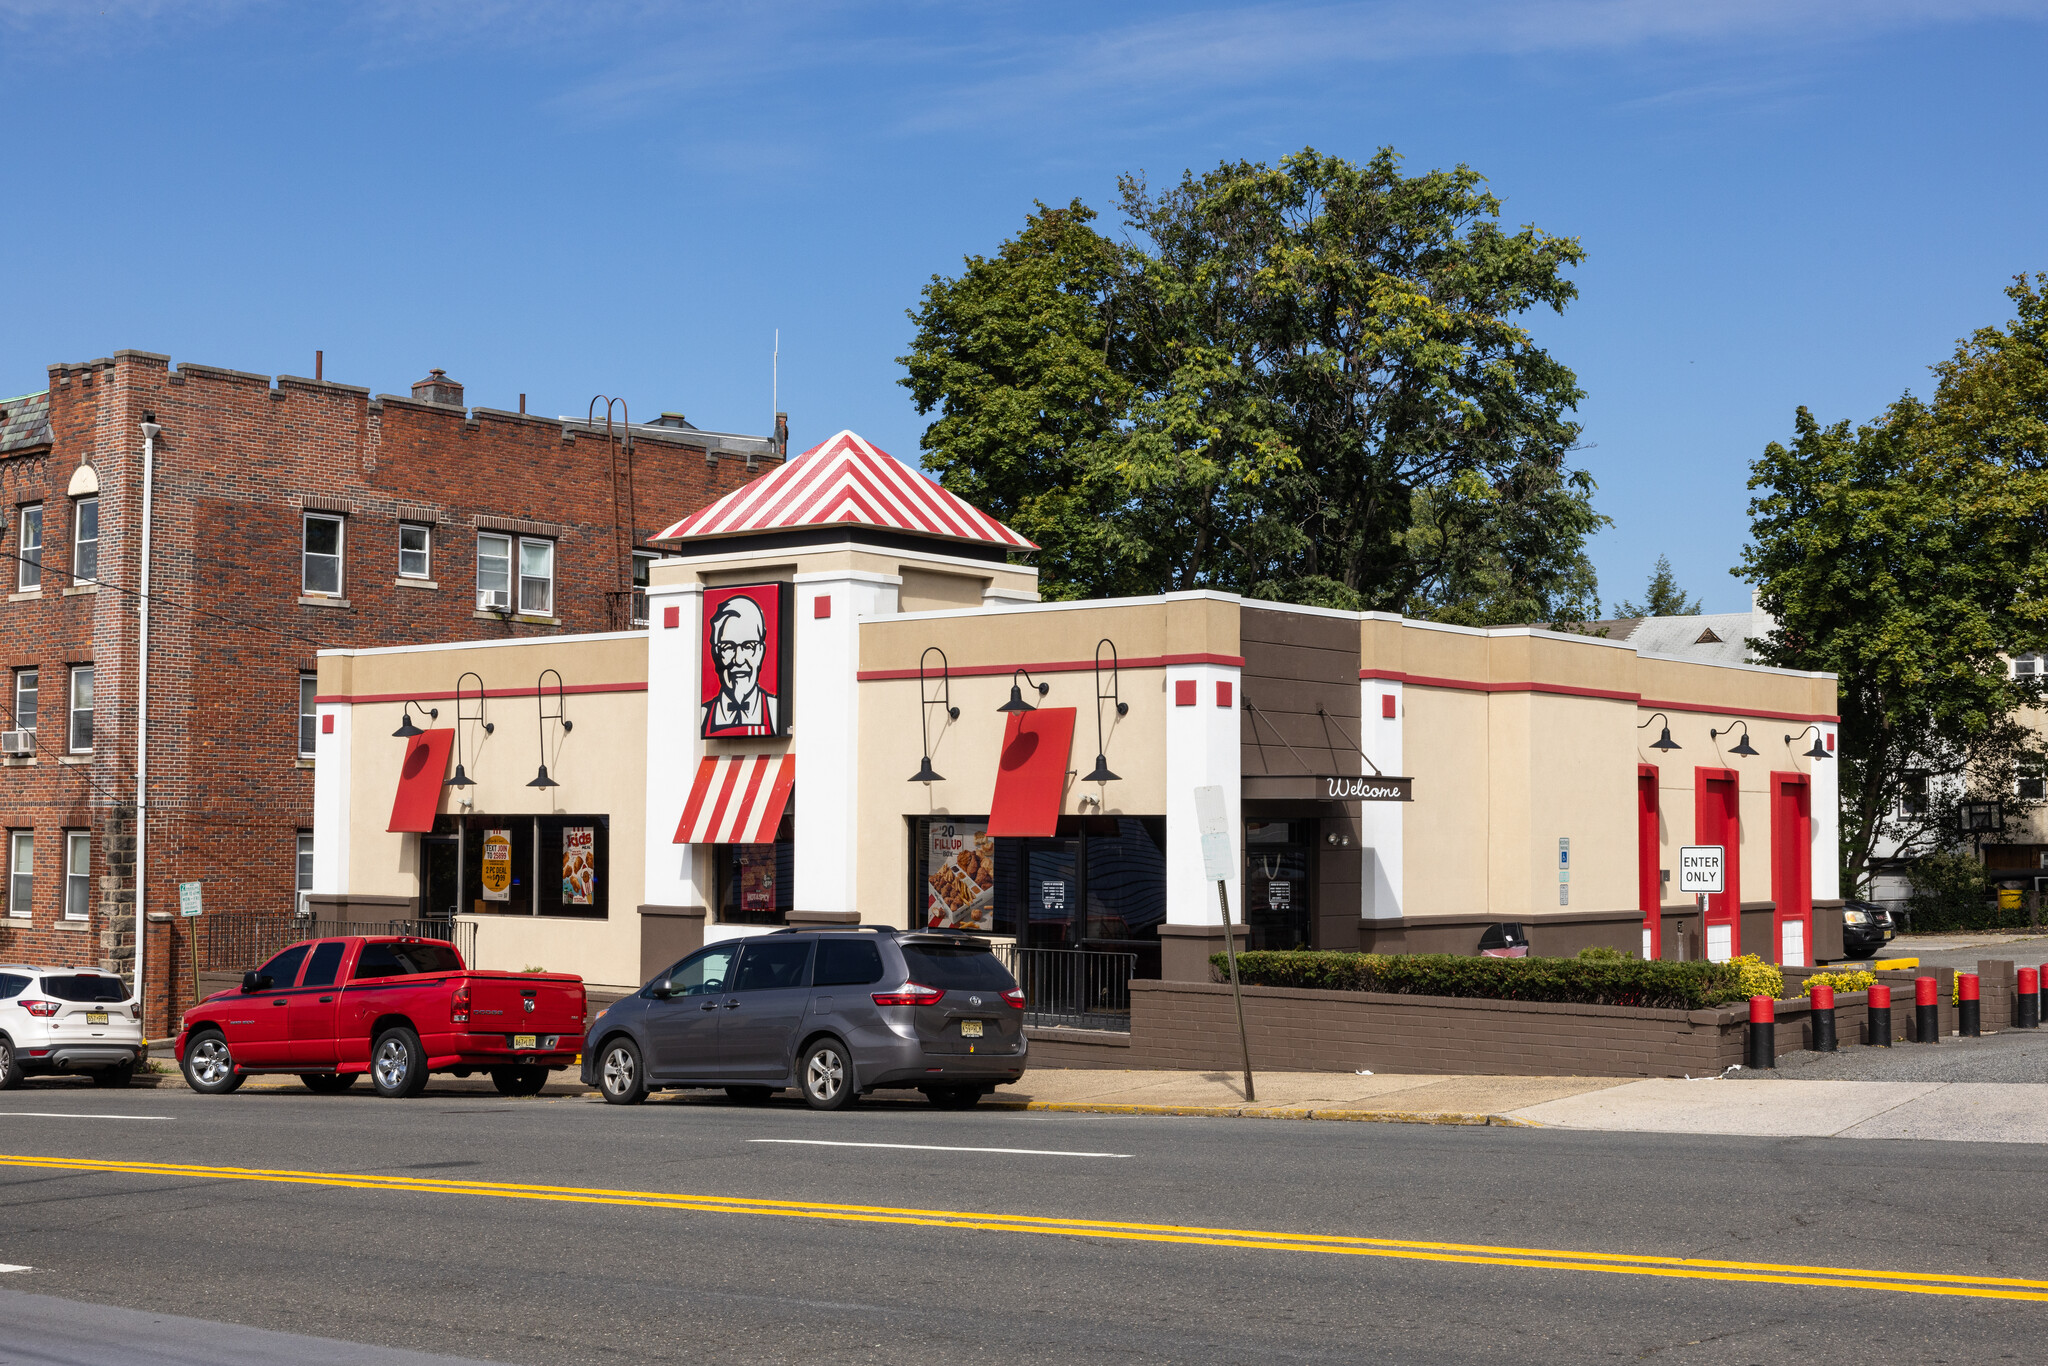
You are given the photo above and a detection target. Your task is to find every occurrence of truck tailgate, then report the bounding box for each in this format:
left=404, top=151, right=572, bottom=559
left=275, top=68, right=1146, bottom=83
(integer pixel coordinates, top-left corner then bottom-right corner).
left=466, top=974, right=586, bottom=1036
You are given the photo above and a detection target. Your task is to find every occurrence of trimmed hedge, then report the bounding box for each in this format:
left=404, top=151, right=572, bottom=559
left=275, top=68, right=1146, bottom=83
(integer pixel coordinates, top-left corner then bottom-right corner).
left=1208, top=950, right=1769, bottom=1010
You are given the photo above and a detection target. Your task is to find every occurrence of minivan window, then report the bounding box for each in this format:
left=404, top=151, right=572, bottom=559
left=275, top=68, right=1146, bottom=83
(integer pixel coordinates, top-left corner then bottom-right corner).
left=300, top=941, right=346, bottom=989
left=663, top=945, right=737, bottom=997
left=733, top=940, right=812, bottom=992
left=353, top=941, right=464, bottom=980
left=898, top=944, right=1017, bottom=991
left=0, top=972, right=29, bottom=999
left=41, top=974, right=128, bottom=1003
left=255, top=944, right=310, bottom=990
left=814, top=939, right=884, bottom=987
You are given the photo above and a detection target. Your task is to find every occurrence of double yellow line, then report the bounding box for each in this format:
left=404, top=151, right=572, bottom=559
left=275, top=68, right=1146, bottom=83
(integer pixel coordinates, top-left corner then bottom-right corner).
left=4, top=1152, right=2042, bottom=1303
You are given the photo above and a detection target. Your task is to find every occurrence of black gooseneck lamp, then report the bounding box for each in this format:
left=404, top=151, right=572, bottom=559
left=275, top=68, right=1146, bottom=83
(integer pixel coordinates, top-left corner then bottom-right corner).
left=1785, top=723, right=1832, bottom=761
left=1082, top=638, right=1128, bottom=785
left=1710, top=718, right=1760, bottom=758
left=910, top=647, right=959, bottom=785
left=445, top=671, right=493, bottom=788
left=1638, top=711, right=1682, bottom=752
left=528, top=668, right=574, bottom=788
left=997, top=668, right=1049, bottom=714
left=391, top=700, right=440, bottom=739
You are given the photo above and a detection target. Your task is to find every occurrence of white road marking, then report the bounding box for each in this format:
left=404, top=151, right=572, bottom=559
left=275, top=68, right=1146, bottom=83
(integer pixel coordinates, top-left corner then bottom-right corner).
left=749, top=1139, right=1130, bottom=1158
left=0, top=1113, right=171, bottom=1121
left=0, top=1264, right=29, bottom=1273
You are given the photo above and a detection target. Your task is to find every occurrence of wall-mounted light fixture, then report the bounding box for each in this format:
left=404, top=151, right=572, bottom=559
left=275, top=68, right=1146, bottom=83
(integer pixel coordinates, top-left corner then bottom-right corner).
left=1325, top=831, right=1353, bottom=848
left=1638, top=712, right=1681, bottom=751
left=910, top=647, right=959, bottom=784
left=997, top=667, right=1049, bottom=714
left=1784, top=723, right=1831, bottom=761
left=445, top=671, right=493, bottom=788
left=1082, top=639, right=1128, bottom=784
left=527, top=668, right=574, bottom=788
left=391, top=700, right=440, bottom=739
left=1710, top=718, right=1760, bottom=757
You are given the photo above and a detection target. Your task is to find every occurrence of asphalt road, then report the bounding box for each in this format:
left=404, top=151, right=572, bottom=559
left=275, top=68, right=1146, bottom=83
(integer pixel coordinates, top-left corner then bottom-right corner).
left=2, top=1078, right=2046, bottom=1365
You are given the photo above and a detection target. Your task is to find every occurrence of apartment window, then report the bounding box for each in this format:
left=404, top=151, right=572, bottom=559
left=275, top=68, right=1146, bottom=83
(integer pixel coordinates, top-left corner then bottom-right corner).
left=519, top=539, right=555, bottom=615
left=68, top=665, right=92, bottom=753
left=399, top=523, right=431, bottom=579
left=6, top=832, right=29, bottom=919
left=632, top=552, right=654, bottom=626
left=296, top=832, right=314, bottom=915
left=71, top=496, right=98, bottom=583
left=18, top=504, right=41, bottom=591
left=298, top=674, right=318, bottom=757
left=63, top=830, right=89, bottom=920
left=13, top=669, right=35, bottom=733
left=477, top=533, right=511, bottom=610
left=2021, top=767, right=2046, bottom=801
left=1900, top=773, right=1928, bottom=817
left=2016, top=654, right=2046, bottom=680
left=303, top=513, right=343, bottom=596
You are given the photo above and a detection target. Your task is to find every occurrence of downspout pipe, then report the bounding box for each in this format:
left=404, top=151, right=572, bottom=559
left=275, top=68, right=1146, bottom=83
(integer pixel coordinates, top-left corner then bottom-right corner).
left=135, top=416, right=158, bottom=1030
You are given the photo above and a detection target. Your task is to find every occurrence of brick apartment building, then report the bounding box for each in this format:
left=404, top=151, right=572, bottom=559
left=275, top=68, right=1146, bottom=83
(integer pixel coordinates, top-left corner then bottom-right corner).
left=0, top=349, right=783, bottom=1031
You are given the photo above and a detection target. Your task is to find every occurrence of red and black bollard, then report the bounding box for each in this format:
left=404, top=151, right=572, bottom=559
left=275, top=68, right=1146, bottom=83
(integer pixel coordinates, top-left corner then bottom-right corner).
left=1810, top=983, right=1838, bottom=1052
left=1957, top=972, right=1981, bottom=1037
left=2020, top=966, right=2041, bottom=1030
left=1867, top=983, right=1892, bottom=1046
left=1914, top=975, right=1940, bottom=1042
left=1747, top=995, right=1776, bottom=1069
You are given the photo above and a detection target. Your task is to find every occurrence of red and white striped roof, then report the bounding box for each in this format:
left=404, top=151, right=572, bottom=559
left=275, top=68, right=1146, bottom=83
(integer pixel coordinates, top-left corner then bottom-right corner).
left=674, top=754, right=795, bottom=845
left=654, top=430, right=1036, bottom=551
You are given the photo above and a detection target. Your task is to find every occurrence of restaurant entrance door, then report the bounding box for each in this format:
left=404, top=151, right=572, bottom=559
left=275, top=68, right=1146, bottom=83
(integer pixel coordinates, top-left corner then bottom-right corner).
left=1245, top=818, right=1313, bottom=950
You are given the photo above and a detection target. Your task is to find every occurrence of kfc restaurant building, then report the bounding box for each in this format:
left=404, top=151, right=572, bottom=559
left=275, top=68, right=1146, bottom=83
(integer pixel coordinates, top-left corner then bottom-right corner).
left=309, top=431, right=1844, bottom=995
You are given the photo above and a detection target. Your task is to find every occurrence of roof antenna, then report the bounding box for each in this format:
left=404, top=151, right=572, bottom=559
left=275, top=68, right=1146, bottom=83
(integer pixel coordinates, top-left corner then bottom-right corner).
left=772, top=329, right=779, bottom=433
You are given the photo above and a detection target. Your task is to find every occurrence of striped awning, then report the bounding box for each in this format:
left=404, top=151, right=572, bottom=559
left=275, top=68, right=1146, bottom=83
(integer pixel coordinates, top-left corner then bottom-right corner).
left=674, top=754, right=795, bottom=845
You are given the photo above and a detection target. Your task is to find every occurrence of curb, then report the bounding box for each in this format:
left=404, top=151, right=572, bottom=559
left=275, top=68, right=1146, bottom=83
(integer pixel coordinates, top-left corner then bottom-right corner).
left=989, top=1099, right=1539, bottom=1126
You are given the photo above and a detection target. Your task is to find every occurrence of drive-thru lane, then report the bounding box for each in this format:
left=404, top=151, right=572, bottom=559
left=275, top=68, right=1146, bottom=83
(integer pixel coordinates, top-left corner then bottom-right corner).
left=0, top=1083, right=2042, bottom=1364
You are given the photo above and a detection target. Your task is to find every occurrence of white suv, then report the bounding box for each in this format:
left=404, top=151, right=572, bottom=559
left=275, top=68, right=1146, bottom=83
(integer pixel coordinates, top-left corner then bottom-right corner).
left=0, top=965, right=147, bottom=1087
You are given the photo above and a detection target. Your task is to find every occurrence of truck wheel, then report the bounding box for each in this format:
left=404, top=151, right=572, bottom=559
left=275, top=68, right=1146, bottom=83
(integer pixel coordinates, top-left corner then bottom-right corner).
left=491, top=1066, right=548, bottom=1097
left=0, top=1038, right=23, bottom=1090
left=91, top=1063, right=136, bottom=1088
left=370, top=1026, right=429, bottom=1099
left=596, top=1038, right=646, bottom=1106
left=182, top=1031, right=244, bottom=1095
left=799, top=1039, right=857, bottom=1111
left=301, top=1072, right=357, bottom=1094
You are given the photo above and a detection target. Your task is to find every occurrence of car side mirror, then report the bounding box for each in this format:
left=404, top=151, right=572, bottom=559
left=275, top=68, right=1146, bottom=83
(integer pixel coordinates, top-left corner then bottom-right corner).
left=645, top=980, right=673, bottom=999
left=241, top=971, right=273, bottom=993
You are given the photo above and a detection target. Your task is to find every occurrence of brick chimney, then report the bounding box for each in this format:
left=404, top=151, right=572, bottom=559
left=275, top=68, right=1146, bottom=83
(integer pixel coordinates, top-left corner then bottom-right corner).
left=410, top=368, right=465, bottom=407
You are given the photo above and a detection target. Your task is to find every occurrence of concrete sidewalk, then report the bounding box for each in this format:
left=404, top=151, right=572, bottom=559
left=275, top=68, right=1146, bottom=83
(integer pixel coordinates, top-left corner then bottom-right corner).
left=1510, top=1077, right=2048, bottom=1142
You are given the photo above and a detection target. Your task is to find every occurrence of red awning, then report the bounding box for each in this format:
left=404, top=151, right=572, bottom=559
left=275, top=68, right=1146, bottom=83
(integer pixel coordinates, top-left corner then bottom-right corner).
left=387, top=729, right=455, bottom=833
left=987, top=708, right=1075, bottom=838
left=674, top=754, right=795, bottom=844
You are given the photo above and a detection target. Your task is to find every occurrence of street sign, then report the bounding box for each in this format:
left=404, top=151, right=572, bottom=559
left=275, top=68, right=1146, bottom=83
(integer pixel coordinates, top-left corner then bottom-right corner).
left=177, top=881, right=203, bottom=918
left=1679, top=846, right=1725, bottom=895
left=1193, top=785, right=1233, bottom=882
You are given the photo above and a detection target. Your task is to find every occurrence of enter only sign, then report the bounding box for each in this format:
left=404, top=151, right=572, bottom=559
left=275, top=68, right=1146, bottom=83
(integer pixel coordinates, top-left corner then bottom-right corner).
left=1679, top=845, right=1725, bottom=895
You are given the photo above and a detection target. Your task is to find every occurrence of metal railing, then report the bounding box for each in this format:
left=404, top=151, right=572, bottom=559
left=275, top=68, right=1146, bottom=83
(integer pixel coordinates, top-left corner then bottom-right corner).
left=199, top=916, right=477, bottom=972
left=993, top=945, right=1138, bottom=1033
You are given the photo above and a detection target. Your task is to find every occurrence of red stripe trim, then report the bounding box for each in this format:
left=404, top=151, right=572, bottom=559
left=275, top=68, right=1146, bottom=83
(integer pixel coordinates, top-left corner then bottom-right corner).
left=317, top=682, right=647, bottom=706
left=748, top=754, right=796, bottom=844
left=1358, top=669, right=1838, bottom=724
left=727, top=755, right=772, bottom=842
left=699, top=757, right=749, bottom=843
left=857, top=652, right=1242, bottom=682
left=675, top=758, right=721, bottom=842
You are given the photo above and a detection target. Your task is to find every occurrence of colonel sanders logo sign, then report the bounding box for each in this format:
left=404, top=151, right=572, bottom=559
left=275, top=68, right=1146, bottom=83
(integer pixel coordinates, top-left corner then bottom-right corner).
left=701, top=583, right=788, bottom=739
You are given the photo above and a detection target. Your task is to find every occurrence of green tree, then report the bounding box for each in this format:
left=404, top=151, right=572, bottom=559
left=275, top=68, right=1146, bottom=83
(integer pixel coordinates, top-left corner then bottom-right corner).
left=1617, top=555, right=1701, bottom=618
left=899, top=148, right=1601, bottom=618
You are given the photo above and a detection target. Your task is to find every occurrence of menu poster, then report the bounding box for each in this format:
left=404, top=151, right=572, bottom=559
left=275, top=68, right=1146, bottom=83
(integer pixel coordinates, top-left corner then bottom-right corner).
left=481, top=829, right=512, bottom=902
left=561, top=827, right=595, bottom=906
left=926, top=821, right=994, bottom=930
left=738, top=846, right=777, bottom=915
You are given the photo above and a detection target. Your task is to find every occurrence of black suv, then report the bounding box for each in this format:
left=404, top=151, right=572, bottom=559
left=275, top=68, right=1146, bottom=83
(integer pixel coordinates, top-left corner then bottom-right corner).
left=1841, top=900, right=1897, bottom=960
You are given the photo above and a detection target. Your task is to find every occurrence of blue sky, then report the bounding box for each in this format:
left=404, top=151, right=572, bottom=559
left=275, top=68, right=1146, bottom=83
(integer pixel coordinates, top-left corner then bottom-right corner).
left=3, top=0, right=2044, bottom=612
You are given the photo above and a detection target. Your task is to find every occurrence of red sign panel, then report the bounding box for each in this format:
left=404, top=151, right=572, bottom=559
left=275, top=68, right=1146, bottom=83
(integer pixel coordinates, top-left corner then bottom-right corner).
left=987, top=708, right=1076, bottom=838
left=701, top=583, right=788, bottom=739
left=387, top=729, right=454, bottom=833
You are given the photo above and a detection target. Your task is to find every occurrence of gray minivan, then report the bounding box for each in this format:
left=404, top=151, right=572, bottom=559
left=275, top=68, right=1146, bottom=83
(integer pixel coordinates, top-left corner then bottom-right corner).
left=581, top=928, right=1028, bottom=1110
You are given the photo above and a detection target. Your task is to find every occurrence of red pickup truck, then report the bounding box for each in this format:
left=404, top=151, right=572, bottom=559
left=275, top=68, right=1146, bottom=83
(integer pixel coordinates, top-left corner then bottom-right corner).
left=175, top=935, right=585, bottom=1099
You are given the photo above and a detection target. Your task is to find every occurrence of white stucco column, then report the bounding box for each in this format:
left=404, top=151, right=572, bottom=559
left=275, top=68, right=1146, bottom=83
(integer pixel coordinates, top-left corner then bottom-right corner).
left=791, top=569, right=901, bottom=917
left=1163, top=663, right=1243, bottom=925
left=643, top=582, right=706, bottom=910
left=1811, top=720, right=1840, bottom=902
left=310, top=695, right=351, bottom=896
left=1358, top=677, right=1406, bottom=919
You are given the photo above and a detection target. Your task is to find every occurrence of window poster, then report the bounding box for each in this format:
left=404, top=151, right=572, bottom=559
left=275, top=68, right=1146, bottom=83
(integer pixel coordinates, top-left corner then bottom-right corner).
left=737, top=846, right=778, bottom=915
left=481, top=828, right=512, bottom=902
left=701, top=583, right=788, bottom=739
left=561, top=826, right=595, bottom=906
left=926, top=822, right=994, bottom=930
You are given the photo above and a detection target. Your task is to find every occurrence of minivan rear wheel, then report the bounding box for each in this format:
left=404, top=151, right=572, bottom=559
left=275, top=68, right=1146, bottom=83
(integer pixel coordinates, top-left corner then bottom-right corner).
left=799, top=1039, right=856, bottom=1111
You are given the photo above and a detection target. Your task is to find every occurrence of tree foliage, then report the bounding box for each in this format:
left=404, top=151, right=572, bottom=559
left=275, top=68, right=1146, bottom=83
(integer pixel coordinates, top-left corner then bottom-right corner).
left=1617, top=555, right=1701, bottom=618
left=900, top=148, right=1602, bottom=619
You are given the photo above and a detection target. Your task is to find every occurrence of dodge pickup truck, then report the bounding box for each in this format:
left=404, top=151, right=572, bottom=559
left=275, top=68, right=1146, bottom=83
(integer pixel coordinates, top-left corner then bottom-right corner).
left=175, top=935, right=585, bottom=1098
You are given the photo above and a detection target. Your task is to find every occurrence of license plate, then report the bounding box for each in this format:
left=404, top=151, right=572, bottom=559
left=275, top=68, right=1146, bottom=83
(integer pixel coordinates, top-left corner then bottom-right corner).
left=960, top=1020, right=984, bottom=1038
left=86, top=1011, right=109, bottom=1025
left=512, top=1034, right=538, bottom=1049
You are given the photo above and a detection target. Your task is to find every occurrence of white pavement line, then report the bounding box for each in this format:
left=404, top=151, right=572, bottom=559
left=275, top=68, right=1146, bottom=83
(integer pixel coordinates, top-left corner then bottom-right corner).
left=749, top=1139, right=1132, bottom=1158
left=0, top=1265, right=28, bottom=1273
left=0, top=1112, right=171, bottom=1121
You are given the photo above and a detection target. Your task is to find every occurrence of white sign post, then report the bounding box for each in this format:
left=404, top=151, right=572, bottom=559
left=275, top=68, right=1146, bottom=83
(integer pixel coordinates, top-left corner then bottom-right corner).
left=1679, top=846, right=1726, bottom=962
left=1193, top=785, right=1254, bottom=1102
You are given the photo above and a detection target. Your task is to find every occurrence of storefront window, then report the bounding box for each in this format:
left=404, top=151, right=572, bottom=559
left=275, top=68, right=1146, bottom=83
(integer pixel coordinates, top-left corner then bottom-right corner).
left=450, top=814, right=609, bottom=919
left=916, top=815, right=1165, bottom=963
left=1244, top=818, right=1312, bottom=950
left=717, top=813, right=793, bottom=925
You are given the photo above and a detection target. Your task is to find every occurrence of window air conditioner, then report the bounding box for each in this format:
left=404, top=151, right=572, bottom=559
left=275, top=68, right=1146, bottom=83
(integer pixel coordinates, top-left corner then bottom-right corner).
left=0, top=730, right=32, bottom=757
left=477, top=589, right=510, bottom=612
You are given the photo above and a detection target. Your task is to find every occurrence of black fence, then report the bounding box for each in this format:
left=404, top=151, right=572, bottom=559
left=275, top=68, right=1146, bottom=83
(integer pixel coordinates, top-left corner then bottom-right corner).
left=197, top=917, right=478, bottom=972
left=992, top=945, right=1138, bottom=1033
